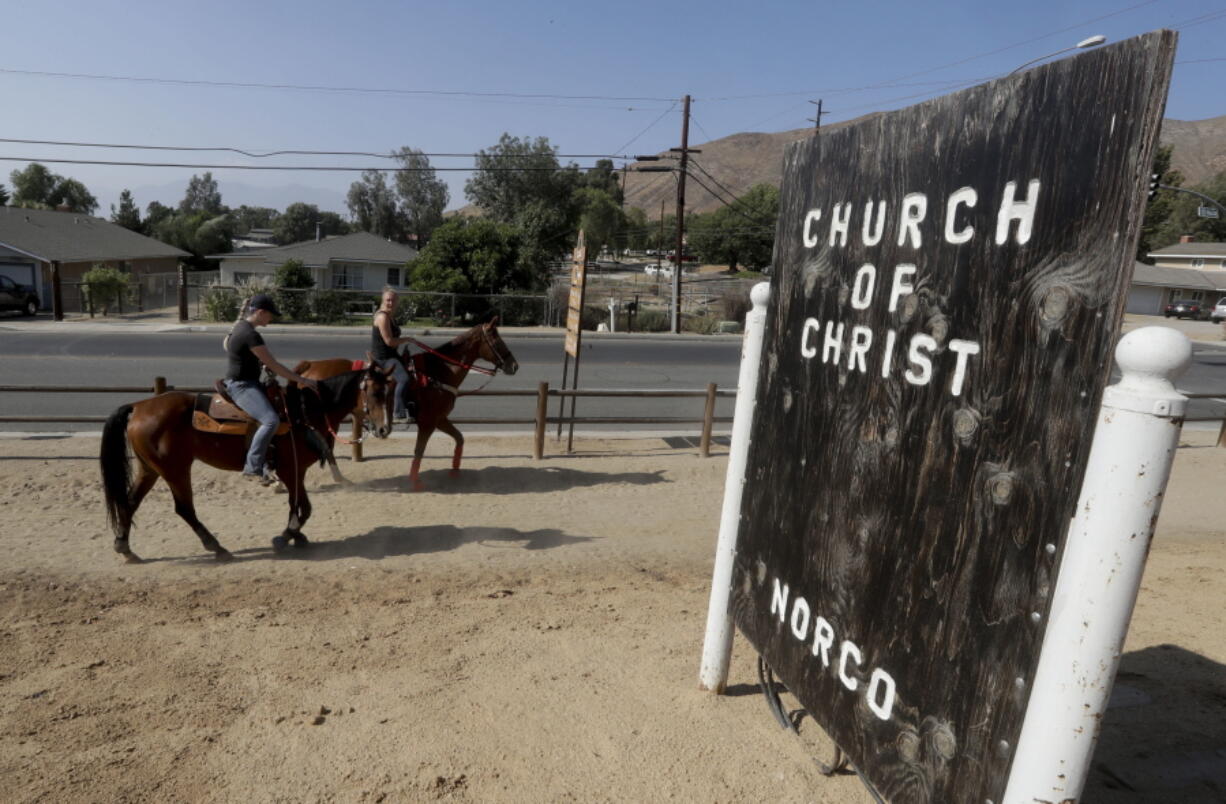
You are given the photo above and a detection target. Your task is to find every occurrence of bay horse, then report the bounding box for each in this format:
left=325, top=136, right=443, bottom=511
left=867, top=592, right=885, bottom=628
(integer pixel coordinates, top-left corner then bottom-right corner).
left=99, top=366, right=394, bottom=562
left=297, top=316, right=518, bottom=491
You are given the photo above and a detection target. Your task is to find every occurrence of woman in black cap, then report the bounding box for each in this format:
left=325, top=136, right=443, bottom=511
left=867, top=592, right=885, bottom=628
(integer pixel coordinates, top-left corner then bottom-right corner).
left=225, top=293, right=317, bottom=484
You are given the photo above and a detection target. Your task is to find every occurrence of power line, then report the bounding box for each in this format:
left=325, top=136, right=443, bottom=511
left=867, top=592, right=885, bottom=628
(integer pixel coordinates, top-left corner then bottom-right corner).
left=0, top=66, right=678, bottom=104
left=611, top=101, right=678, bottom=156
left=0, top=155, right=660, bottom=172
left=0, top=136, right=638, bottom=161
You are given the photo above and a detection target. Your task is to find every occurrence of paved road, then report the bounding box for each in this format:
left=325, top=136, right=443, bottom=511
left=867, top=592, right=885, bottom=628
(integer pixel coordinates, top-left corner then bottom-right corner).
left=3, top=327, right=1226, bottom=433
left=0, top=330, right=744, bottom=432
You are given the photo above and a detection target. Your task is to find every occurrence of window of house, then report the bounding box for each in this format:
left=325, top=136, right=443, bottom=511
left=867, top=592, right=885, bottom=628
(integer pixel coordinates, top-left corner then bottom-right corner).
left=332, top=263, right=362, bottom=290
left=386, top=267, right=401, bottom=287
left=1192, top=258, right=1205, bottom=268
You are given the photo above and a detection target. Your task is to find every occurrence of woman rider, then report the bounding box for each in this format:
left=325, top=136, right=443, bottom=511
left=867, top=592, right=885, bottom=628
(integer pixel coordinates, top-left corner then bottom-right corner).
left=225, top=293, right=319, bottom=484
left=372, top=287, right=416, bottom=421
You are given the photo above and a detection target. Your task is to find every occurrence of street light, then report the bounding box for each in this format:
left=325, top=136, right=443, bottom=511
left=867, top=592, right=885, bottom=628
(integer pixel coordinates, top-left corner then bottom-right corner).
left=1009, top=35, right=1107, bottom=75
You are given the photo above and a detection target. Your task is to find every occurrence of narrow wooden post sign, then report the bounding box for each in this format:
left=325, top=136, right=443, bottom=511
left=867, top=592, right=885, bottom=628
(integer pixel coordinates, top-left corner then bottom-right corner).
left=730, top=32, right=1175, bottom=803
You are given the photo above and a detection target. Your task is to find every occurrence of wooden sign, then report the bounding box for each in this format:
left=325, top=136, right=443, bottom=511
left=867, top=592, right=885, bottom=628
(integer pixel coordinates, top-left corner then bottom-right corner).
left=731, top=32, right=1175, bottom=803
left=564, top=231, right=588, bottom=358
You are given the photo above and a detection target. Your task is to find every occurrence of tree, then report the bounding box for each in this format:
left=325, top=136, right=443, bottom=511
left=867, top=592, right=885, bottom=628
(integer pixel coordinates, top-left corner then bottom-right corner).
left=623, top=207, right=649, bottom=251
left=9, top=163, right=58, bottom=207
left=232, top=205, right=279, bottom=235
left=407, top=218, right=521, bottom=296
left=582, top=159, right=623, bottom=203
left=393, top=147, right=448, bottom=247
left=1154, top=171, right=1226, bottom=248
left=145, top=201, right=174, bottom=231
left=464, top=134, right=579, bottom=226
left=179, top=172, right=224, bottom=216
left=688, top=183, right=779, bottom=272
left=1137, top=145, right=1184, bottom=262
left=272, top=258, right=314, bottom=322
left=274, top=202, right=350, bottom=244
left=111, top=189, right=142, bottom=232
left=347, top=170, right=401, bottom=239
left=575, top=188, right=623, bottom=256
left=0, top=183, right=9, bottom=206
left=47, top=178, right=98, bottom=215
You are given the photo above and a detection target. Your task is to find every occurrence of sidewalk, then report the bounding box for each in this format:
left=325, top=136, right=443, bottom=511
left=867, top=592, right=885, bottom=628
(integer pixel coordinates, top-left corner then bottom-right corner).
left=0, top=311, right=739, bottom=340
left=5, top=310, right=1224, bottom=345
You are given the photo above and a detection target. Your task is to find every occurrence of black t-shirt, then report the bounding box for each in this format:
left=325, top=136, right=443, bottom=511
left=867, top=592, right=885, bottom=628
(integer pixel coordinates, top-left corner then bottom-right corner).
left=226, top=320, right=265, bottom=382
left=371, top=311, right=401, bottom=362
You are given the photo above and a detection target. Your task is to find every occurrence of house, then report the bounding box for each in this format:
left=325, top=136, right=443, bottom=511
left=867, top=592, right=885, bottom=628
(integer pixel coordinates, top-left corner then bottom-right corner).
left=1148, top=238, right=1226, bottom=271
left=0, top=206, right=190, bottom=308
left=1125, top=239, right=1226, bottom=314
left=211, top=231, right=418, bottom=290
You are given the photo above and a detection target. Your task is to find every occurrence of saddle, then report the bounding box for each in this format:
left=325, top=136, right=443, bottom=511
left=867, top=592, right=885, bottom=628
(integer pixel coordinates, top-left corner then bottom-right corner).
left=191, top=380, right=292, bottom=437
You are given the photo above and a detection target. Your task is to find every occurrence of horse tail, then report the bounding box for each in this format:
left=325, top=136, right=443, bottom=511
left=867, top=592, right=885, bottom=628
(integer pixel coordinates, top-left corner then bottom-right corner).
left=100, top=404, right=135, bottom=539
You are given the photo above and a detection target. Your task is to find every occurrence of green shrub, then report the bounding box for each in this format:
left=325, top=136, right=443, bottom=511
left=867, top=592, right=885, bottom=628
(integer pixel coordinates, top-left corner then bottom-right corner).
left=720, top=287, right=752, bottom=324
left=493, top=294, right=546, bottom=326
left=81, top=264, right=131, bottom=316
left=311, top=290, right=350, bottom=324
left=272, top=258, right=313, bottom=321
left=632, top=310, right=670, bottom=332
left=682, top=314, right=720, bottom=335
left=203, top=283, right=240, bottom=322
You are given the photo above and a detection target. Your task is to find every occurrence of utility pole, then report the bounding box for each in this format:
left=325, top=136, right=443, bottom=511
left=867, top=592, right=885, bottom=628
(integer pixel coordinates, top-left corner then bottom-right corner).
left=658, top=198, right=665, bottom=295
left=807, top=99, right=827, bottom=131
left=671, top=94, right=694, bottom=334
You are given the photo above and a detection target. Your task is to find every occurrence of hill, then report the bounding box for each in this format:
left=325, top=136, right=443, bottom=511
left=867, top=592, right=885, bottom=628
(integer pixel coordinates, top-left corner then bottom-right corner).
left=623, top=114, right=1226, bottom=218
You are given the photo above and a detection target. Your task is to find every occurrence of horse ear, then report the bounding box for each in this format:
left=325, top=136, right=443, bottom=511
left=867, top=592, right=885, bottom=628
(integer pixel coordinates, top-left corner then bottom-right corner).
left=488, top=314, right=500, bottom=328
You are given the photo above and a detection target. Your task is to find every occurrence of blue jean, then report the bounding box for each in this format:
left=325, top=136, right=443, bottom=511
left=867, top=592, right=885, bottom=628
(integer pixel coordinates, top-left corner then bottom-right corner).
left=225, top=379, right=279, bottom=475
left=378, top=356, right=411, bottom=417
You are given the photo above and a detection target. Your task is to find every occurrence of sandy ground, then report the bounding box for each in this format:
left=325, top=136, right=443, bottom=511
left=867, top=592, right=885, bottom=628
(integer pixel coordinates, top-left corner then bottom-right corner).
left=1, top=430, right=1224, bottom=803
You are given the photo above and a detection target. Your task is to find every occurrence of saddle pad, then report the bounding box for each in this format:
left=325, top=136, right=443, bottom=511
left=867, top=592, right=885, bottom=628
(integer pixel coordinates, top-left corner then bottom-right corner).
left=191, top=411, right=291, bottom=437
left=411, top=354, right=431, bottom=389
left=191, top=394, right=290, bottom=436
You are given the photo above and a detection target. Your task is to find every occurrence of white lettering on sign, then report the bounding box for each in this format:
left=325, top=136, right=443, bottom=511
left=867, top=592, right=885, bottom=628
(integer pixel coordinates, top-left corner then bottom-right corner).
left=996, top=179, right=1041, bottom=245
left=770, top=577, right=897, bottom=720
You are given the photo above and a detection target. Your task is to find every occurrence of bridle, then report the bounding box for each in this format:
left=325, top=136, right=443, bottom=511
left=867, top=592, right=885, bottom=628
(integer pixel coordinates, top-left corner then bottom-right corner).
left=319, top=368, right=393, bottom=445
left=403, top=327, right=505, bottom=377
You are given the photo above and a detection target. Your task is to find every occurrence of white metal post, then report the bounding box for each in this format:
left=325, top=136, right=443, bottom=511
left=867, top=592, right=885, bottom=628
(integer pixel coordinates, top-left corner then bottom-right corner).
left=1003, top=326, right=1190, bottom=804
left=699, top=281, right=771, bottom=692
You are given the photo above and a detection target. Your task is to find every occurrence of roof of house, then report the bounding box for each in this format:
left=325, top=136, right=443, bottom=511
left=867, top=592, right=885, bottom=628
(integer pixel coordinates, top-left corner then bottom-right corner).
left=210, top=231, right=417, bottom=266
left=1146, top=242, right=1226, bottom=258
left=1131, top=261, right=1226, bottom=290
left=0, top=206, right=190, bottom=262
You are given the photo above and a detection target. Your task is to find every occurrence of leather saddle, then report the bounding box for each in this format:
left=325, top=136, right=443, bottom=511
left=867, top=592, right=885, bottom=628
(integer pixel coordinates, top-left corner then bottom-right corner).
left=192, top=380, right=291, bottom=437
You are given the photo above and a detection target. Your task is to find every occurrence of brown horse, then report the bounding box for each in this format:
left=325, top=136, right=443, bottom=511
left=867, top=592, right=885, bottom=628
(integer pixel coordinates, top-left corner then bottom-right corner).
left=99, top=366, right=394, bottom=562
left=298, top=317, right=518, bottom=491
left=292, top=356, right=397, bottom=485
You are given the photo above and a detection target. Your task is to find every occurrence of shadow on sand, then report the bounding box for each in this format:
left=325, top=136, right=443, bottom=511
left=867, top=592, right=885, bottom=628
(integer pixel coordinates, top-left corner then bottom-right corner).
left=334, top=464, right=668, bottom=495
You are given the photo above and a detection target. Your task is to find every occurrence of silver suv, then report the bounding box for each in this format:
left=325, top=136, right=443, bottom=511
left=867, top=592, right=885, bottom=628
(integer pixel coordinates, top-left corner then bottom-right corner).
left=1212, top=298, right=1226, bottom=324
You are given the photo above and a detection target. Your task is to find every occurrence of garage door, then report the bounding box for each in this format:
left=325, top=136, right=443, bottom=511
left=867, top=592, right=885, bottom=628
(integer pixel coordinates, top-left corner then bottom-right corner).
left=0, top=261, right=35, bottom=286
left=1126, top=285, right=1164, bottom=315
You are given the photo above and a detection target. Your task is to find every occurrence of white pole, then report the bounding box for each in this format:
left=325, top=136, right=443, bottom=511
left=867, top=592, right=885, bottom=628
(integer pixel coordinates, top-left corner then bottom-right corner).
left=699, top=281, right=771, bottom=692
left=1003, top=326, right=1190, bottom=804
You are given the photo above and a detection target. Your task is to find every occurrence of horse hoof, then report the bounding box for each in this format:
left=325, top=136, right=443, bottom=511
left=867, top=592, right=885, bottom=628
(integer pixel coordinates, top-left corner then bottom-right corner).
left=272, top=535, right=289, bottom=551
left=215, top=550, right=234, bottom=562
left=291, top=537, right=312, bottom=549
left=274, top=482, right=288, bottom=495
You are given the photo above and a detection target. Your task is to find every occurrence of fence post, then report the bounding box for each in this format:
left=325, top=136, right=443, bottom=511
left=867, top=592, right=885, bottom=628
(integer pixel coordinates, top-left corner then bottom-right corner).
left=699, top=383, right=717, bottom=457
left=136, top=281, right=144, bottom=313
left=351, top=416, right=364, bottom=462
left=534, top=382, right=549, bottom=460
left=1217, top=415, right=1226, bottom=449
left=1002, top=326, right=1190, bottom=804
left=178, top=264, right=188, bottom=323
left=86, top=283, right=94, bottom=318
left=699, top=281, right=769, bottom=693
left=153, top=376, right=167, bottom=395
left=51, top=261, right=63, bottom=321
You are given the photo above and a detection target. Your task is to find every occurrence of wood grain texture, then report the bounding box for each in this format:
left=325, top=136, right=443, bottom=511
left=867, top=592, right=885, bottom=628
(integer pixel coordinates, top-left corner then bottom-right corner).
left=731, top=31, right=1176, bottom=804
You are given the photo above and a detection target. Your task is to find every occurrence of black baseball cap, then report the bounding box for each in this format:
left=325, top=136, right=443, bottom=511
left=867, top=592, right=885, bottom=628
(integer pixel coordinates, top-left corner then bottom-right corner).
left=249, top=293, right=281, bottom=317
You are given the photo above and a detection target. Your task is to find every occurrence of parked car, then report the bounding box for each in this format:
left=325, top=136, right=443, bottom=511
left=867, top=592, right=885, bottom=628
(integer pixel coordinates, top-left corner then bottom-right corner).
left=1211, top=298, right=1226, bottom=323
left=0, top=275, right=39, bottom=316
left=1163, top=298, right=1209, bottom=320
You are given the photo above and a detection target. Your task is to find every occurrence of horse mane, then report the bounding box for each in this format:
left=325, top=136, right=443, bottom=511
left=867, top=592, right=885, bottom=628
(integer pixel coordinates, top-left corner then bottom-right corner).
left=314, top=369, right=363, bottom=408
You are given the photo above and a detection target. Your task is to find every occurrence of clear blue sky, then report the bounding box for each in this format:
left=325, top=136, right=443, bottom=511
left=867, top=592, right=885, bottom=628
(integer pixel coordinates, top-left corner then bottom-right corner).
left=2, top=0, right=1222, bottom=217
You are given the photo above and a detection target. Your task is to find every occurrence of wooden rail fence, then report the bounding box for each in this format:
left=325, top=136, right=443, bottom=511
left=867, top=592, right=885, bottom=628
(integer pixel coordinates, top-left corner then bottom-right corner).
left=0, top=379, right=738, bottom=459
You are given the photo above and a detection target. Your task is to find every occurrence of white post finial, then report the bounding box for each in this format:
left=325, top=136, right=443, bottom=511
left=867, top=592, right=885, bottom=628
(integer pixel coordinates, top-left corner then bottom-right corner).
left=700, top=281, right=770, bottom=692
left=1004, top=326, right=1189, bottom=803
